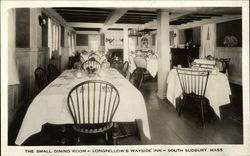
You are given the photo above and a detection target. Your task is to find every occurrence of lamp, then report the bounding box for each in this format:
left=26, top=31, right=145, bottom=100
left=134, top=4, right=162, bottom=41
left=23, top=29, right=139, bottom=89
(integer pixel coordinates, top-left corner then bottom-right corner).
left=38, top=15, right=46, bottom=27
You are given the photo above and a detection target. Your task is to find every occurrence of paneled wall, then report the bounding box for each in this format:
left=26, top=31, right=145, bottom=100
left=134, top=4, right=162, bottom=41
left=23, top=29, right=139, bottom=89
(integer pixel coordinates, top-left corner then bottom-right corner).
left=75, top=34, right=104, bottom=52
left=8, top=8, right=73, bottom=127
left=214, top=47, right=242, bottom=85
left=174, top=17, right=242, bottom=85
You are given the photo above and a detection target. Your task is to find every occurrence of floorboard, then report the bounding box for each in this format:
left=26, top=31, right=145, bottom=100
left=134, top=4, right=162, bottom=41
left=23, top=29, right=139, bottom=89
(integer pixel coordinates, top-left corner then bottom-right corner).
left=140, top=79, right=243, bottom=145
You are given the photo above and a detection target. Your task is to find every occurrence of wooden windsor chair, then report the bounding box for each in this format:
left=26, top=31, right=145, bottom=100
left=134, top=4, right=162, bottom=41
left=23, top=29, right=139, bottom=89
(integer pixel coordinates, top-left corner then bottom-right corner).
left=88, top=53, right=101, bottom=62
left=81, top=58, right=101, bottom=72
left=67, top=80, right=120, bottom=144
left=34, top=67, right=48, bottom=91
left=176, top=68, right=211, bottom=127
left=47, top=64, right=60, bottom=82
left=121, top=61, right=130, bottom=77
left=129, top=67, right=144, bottom=89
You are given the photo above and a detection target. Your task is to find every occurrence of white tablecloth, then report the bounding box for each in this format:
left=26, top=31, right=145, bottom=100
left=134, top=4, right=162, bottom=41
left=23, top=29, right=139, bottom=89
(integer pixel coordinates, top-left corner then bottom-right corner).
left=194, top=59, right=216, bottom=65
left=129, top=56, right=158, bottom=77
left=166, top=69, right=231, bottom=118
left=146, top=58, right=158, bottom=77
left=15, top=68, right=150, bottom=145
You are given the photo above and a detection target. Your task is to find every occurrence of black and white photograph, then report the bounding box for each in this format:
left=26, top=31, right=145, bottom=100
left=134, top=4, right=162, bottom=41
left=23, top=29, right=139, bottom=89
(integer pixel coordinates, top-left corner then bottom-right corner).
left=1, top=0, right=249, bottom=155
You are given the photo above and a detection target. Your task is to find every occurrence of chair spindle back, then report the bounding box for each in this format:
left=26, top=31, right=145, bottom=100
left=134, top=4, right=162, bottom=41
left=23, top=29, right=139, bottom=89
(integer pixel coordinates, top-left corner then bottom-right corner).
left=176, top=68, right=210, bottom=98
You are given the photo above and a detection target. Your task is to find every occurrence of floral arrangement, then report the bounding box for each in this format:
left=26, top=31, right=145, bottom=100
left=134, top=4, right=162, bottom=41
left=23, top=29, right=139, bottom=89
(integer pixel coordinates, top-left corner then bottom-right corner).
left=86, top=66, right=97, bottom=74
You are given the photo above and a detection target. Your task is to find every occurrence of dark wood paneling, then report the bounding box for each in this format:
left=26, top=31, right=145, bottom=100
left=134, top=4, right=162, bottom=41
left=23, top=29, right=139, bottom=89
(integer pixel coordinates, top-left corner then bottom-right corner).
left=16, top=8, right=30, bottom=48
left=76, top=34, right=88, bottom=46
left=216, top=19, right=242, bottom=47
left=74, top=27, right=99, bottom=31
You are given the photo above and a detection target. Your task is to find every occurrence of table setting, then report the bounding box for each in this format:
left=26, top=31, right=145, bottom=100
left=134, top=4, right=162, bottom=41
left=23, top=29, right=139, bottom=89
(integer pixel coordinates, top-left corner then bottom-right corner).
left=15, top=67, right=151, bottom=145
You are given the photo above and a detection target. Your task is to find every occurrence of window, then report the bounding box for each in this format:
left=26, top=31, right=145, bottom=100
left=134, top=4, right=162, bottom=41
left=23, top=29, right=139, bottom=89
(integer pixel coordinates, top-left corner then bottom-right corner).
left=48, top=18, right=60, bottom=58
left=76, top=34, right=88, bottom=46
left=89, top=35, right=100, bottom=51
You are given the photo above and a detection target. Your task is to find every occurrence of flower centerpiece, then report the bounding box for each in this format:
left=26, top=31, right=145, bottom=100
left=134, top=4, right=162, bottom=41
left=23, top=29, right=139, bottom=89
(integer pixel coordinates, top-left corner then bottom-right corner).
left=86, top=66, right=97, bottom=77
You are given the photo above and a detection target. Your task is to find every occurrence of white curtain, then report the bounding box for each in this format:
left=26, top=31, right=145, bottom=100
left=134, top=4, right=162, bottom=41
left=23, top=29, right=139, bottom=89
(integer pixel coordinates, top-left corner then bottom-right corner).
left=128, top=37, right=136, bottom=53
left=58, top=26, right=61, bottom=56
left=72, top=33, right=75, bottom=53
left=200, top=23, right=216, bottom=58
left=68, top=32, right=72, bottom=56
left=48, top=18, right=52, bottom=59
left=8, top=9, right=19, bottom=85
left=48, top=19, right=61, bottom=59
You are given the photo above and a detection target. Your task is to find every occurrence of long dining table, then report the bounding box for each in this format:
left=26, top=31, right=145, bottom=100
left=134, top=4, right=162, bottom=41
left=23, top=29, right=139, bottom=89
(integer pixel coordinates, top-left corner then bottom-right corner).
left=166, top=68, right=231, bottom=118
left=15, top=68, right=151, bottom=145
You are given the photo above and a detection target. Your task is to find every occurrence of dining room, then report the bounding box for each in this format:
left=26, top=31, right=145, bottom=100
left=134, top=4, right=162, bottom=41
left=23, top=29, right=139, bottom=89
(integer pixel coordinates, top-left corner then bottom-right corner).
left=4, top=3, right=248, bottom=148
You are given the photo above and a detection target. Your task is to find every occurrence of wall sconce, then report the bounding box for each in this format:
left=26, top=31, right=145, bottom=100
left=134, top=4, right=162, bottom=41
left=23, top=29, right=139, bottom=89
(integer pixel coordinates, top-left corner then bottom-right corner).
left=38, top=15, right=46, bottom=27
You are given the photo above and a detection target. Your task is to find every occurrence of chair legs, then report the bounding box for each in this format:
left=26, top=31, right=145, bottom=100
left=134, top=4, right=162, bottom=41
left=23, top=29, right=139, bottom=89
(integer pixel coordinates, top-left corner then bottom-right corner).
left=178, top=97, right=186, bottom=117
left=200, top=101, right=205, bottom=128
left=178, top=97, right=208, bottom=128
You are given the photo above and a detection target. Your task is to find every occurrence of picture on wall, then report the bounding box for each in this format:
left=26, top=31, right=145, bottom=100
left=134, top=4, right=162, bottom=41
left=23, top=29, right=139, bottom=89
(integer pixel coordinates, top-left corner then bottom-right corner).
left=216, top=19, right=242, bottom=47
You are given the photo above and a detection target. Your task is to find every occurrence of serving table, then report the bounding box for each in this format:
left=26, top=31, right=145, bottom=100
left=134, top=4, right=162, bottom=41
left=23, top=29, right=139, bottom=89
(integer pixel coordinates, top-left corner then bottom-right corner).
left=15, top=68, right=150, bottom=145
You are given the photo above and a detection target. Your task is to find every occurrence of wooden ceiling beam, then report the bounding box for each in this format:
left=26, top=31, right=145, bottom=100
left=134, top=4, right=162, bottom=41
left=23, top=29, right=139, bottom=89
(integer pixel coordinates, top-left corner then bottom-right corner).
left=116, top=21, right=145, bottom=24
left=124, top=14, right=157, bottom=17
left=57, top=12, right=109, bottom=16
left=74, top=27, right=100, bottom=31
left=100, top=9, right=129, bottom=32
left=61, top=15, right=107, bottom=19
left=127, top=10, right=157, bottom=14
left=170, top=12, right=194, bottom=22
left=192, top=13, right=222, bottom=17
left=68, top=22, right=140, bottom=29
left=119, top=17, right=156, bottom=20
left=54, top=8, right=112, bottom=13
left=65, top=19, right=105, bottom=23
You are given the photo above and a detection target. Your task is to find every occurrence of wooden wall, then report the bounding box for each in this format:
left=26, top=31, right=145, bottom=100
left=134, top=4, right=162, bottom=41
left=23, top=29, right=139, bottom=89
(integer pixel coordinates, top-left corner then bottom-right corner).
left=174, top=16, right=242, bottom=85
left=214, top=47, right=242, bottom=85
left=75, top=34, right=105, bottom=52
left=8, top=8, right=73, bottom=127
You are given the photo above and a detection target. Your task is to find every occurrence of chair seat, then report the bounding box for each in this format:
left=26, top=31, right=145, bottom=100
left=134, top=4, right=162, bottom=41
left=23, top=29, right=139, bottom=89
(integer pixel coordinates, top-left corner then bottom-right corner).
left=73, top=123, right=113, bottom=134
left=184, top=92, right=209, bottom=100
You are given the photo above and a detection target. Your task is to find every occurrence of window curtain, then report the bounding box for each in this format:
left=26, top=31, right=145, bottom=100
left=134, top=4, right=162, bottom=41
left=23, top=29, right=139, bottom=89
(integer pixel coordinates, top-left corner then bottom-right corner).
left=128, top=37, right=136, bottom=53
left=71, top=33, right=75, bottom=53
left=68, top=32, right=72, bottom=56
left=68, top=32, right=75, bottom=56
left=89, top=35, right=99, bottom=51
left=58, top=26, right=61, bottom=56
left=8, top=9, right=19, bottom=85
left=200, top=23, right=216, bottom=58
left=48, top=18, right=60, bottom=59
left=48, top=18, right=52, bottom=59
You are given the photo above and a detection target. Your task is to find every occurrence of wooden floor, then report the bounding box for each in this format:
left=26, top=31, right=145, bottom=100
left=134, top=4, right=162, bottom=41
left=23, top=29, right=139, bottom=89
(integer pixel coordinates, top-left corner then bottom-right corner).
left=8, top=77, right=243, bottom=145
left=140, top=78, right=243, bottom=144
